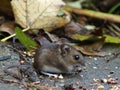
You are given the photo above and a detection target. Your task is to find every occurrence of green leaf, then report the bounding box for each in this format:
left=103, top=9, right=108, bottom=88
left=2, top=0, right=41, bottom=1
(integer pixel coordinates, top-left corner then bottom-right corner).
left=109, top=2, right=120, bottom=13
left=72, top=34, right=93, bottom=41
left=105, top=35, right=120, bottom=43
left=15, top=27, right=37, bottom=50
left=66, top=1, right=82, bottom=9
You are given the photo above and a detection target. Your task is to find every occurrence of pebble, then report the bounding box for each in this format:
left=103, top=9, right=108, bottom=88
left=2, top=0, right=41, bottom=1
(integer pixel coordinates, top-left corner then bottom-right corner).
left=94, top=57, right=97, bottom=61
left=107, top=78, right=118, bottom=84
left=110, top=71, right=114, bottom=74
left=88, top=56, right=92, bottom=59
left=20, top=60, right=25, bottom=64
left=58, top=74, right=64, bottom=79
left=93, top=66, right=97, bottom=69
left=93, top=78, right=99, bottom=83
left=108, top=52, right=112, bottom=55
left=110, top=85, right=120, bottom=90
left=97, top=85, right=104, bottom=90
left=101, top=79, right=107, bottom=83
left=75, top=82, right=79, bottom=86
left=107, top=75, right=112, bottom=78
left=115, top=67, right=118, bottom=69
left=105, top=67, right=109, bottom=70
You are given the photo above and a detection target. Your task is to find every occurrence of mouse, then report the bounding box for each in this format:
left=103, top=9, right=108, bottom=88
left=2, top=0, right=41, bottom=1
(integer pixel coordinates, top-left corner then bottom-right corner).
left=33, top=37, right=85, bottom=74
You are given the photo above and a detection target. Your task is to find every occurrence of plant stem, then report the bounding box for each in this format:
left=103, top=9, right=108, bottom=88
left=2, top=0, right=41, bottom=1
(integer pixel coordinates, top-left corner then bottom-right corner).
left=62, top=6, right=120, bottom=23
left=1, top=27, right=30, bottom=42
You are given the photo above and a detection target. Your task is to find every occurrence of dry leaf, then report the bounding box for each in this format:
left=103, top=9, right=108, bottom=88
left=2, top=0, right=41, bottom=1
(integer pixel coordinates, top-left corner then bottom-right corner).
left=0, top=0, right=13, bottom=17
left=86, top=37, right=105, bottom=51
left=74, top=37, right=107, bottom=56
left=0, top=16, right=5, bottom=25
left=76, top=46, right=107, bottom=56
left=65, top=21, right=90, bottom=36
left=0, top=21, right=15, bottom=35
left=11, top=0, right=71, bottom=32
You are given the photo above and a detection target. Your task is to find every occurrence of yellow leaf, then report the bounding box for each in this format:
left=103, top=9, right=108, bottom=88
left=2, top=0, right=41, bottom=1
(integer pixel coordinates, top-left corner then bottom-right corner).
left=72, top=34, right=93, bottom=41
left=105, top=35, right=120, bottom=43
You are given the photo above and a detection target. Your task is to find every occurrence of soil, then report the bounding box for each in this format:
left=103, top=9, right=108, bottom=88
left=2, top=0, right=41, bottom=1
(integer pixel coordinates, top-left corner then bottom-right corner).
left=0, top=43, right=120, bottom=90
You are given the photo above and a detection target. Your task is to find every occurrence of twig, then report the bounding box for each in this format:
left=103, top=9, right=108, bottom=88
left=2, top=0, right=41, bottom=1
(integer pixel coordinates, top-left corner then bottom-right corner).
left=1, top=79, right=55, bottom=90
left=1, top=27, right=30, bottom=42
left=6, top=45, right=27, bottom=58
left=62, top=6, right=120, bottom=23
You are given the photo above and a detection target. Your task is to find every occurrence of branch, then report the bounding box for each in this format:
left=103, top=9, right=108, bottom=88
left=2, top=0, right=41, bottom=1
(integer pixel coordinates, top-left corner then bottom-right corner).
left=1, top=27, right=30, bottom=42
left=62, top=6, right=120, bottom=23
left=1, top=79, right=55, bottom=90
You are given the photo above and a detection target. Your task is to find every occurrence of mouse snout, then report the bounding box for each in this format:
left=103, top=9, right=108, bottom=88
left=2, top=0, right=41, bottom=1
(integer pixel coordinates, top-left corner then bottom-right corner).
left=73, top=65, right=82, bottom=73
left=80, top=60, right=86, bottom=66
left=76, top=67, right=82, bottom=73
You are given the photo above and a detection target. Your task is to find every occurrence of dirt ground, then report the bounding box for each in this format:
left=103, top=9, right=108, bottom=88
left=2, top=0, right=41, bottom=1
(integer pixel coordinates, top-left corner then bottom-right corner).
left=0, top=43, right=120, bottom=90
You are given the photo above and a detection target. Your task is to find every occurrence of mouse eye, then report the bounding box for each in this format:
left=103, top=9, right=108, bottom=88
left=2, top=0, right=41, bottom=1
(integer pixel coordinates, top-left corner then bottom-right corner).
left=73, top=55, right=80, bottom=60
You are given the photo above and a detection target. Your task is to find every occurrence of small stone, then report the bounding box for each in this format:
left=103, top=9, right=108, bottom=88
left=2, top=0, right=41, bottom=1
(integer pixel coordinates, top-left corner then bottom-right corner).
left=107, top=75, right=111, bottom=78
left=110, top=85, right=120, bottom=89
left=105, top=67, right=109, bottom=70
left=31, top=58, right=34, bottom=63
left=93, top=78, right=99, bottom=83
left=97, top=85, right=104, bottom=90
left=101, top=79, right=107, bottom=83
left=20, top=60, right=25, bottom=64
left=80, top=75, right=84, bottom=78
left=115, top=67, right=118, bottom=69
left=82, top=66, right=87, bottom=70
left=107, top=78, right=118, bottom=84
left=88, top=56, right=92, bottom=59
left=23, top=51, right=27, bottom=54
left=110, top=71, right=114, bottom=74
left=108, top=52, right=112, bottom=55
left=93, top=67, right=97, bottom=69
left=75, top=82, right=79, bottom=86
left=27, top=52, right=32, bottom=56
left=94, top=57, right=97, bottom=60
left=88, top=62, right=91, bottom=65
left=58, top=74, right=64, bottom=79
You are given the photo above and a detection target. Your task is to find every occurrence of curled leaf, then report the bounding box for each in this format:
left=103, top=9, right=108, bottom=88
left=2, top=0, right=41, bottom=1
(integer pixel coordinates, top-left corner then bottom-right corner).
left=65, top=21, right=90, bottom=36
left=74, top=37, right=106, bottom=56
left=76, top=45, right=107, bottom=56
left=0, top=21, right=15, bottom=35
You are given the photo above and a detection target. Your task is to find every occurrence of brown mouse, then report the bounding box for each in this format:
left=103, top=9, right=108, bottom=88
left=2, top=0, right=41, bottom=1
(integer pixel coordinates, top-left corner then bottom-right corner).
left=33, top=37, right=85, bottom=74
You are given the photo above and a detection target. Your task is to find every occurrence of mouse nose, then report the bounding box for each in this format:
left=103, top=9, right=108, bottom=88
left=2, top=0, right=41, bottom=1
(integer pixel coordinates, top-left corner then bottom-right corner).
left=74, top=65, right=82, bottom=72
left=77, top=67, right=82, bottom=73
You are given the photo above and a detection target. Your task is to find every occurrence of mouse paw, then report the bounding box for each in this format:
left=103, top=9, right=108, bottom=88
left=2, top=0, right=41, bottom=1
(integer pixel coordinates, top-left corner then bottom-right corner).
left=41, top=71, right=59, bottom=78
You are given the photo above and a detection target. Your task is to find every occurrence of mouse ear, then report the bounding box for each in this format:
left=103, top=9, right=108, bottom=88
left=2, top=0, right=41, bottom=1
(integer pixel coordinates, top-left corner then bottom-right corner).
left=60, top=44, right=71, bottom=56
left=35, top=36, right=51, bottom=46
